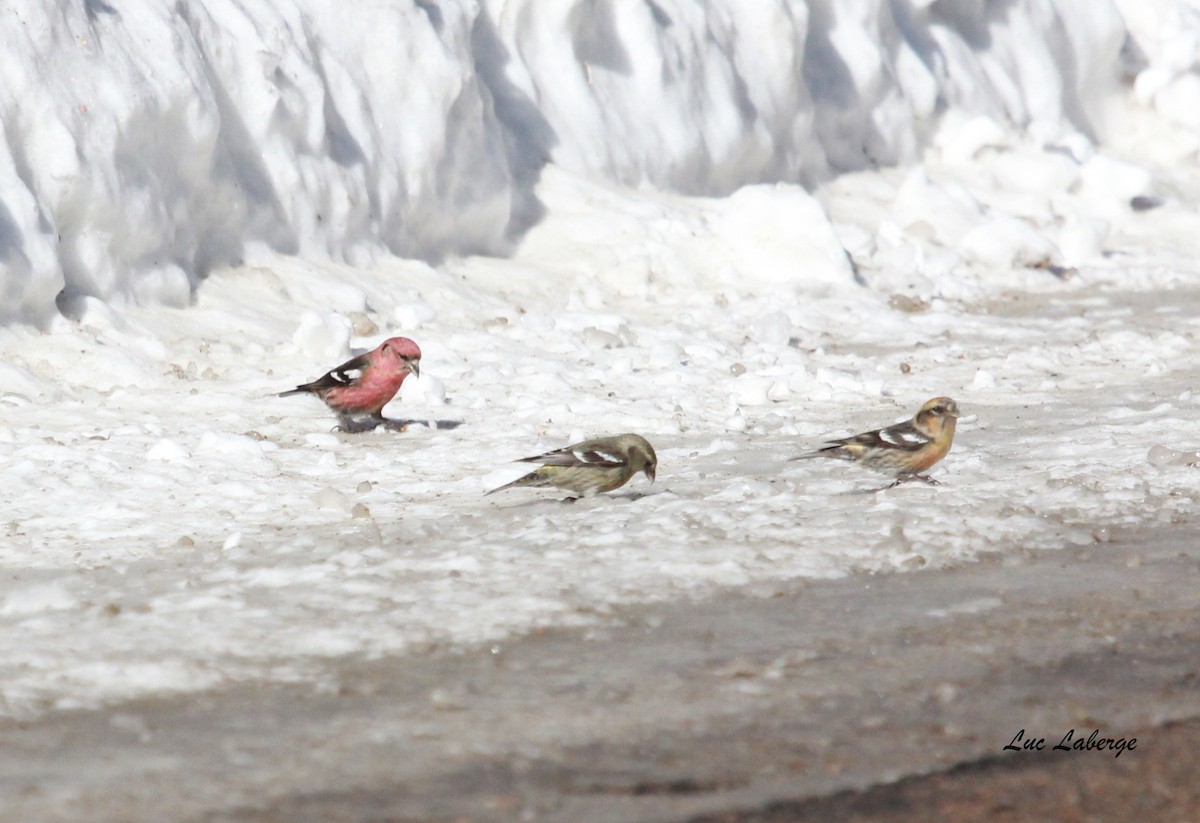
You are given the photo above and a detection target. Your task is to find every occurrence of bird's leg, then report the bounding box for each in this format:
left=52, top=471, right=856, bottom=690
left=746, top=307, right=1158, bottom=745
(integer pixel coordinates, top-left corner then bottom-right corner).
left=334, top=415, right=382, bottom=434
left=867, top=474, right=940, bottom=493
left=897, top=473, right=941, bottom=486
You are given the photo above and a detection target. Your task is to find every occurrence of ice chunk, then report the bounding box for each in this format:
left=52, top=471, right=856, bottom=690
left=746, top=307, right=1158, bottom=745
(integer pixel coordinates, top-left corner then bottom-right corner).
left=397, top=372, right=446, bottom=407
left=733, top=376, right=773, bottom=406
left=146, top=439, right=190, bottom=463
left=293, top=311, right=352, bottom=362
left=970, top=370, right=997, bottom=390
left=314, top=486, right=350, bottom=512
left=1147, top=444, right=1180, bottom=466
left=0, top=583, right=77, bottom=616
left=393, top=301, right=438, bottom=330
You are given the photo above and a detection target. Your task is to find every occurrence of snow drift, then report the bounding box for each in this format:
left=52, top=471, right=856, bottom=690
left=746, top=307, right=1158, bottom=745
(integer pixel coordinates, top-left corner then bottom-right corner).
left=0, top=0, right=1127, bottom=326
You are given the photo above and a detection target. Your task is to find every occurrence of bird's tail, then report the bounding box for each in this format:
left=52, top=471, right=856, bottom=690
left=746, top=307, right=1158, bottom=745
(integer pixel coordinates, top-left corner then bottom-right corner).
left=789, top=450, right=823, bottom=461
left=485, top=470, right=539, bottom=496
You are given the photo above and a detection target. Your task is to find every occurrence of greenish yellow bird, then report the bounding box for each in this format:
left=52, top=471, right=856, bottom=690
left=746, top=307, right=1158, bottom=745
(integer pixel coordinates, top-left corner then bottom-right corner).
left=487, top=433, right=658, bottom=498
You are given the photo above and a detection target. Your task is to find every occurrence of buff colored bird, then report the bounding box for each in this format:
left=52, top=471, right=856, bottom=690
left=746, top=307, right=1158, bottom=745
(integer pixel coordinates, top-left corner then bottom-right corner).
left=793, top=397, right=960, bottom=486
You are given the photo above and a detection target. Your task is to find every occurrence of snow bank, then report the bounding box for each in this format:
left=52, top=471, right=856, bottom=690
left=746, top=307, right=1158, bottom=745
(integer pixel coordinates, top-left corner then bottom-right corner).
left=489, top=0, right=1123, bottom=191
left=1, top=0, right=1125, bottom=326
left=1117, top=0, right=1200, bottom=132
left=0, top=0, right=510, bottom=327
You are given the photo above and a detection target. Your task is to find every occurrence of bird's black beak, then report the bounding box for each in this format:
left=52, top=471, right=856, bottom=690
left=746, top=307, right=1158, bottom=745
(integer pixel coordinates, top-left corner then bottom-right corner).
left=406, top=359, right=420, bottom=378
left=645, top=464, right=656, bottom=483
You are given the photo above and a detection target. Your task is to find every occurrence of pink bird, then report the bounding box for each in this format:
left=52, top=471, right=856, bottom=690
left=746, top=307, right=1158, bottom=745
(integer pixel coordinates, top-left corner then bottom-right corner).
left=280, top=337, right=422, bottom=432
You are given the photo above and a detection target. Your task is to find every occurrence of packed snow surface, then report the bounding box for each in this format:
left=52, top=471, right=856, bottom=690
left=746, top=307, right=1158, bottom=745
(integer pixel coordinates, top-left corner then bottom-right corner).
left=2, top=0, right=1200, bottom=718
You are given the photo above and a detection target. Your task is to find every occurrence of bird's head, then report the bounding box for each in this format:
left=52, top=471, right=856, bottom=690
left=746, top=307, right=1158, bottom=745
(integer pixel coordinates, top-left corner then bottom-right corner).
left=380, top=337, right=422, bottom=378
left=915, top=396, right=959, bottom=430
left=617, top=433, right=657, bottom=483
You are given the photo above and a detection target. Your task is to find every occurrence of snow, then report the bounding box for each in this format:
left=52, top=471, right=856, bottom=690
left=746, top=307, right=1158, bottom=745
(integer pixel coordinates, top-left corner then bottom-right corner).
left=2, top=0, right=1128, bottom=325
left=1, top=0, right=1200, bottom=719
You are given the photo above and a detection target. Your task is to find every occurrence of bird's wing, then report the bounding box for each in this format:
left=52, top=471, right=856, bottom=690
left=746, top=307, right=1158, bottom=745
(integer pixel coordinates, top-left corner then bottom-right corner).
left=291, top=352, right=370, bottom=393
left=520, top=444, right=626, bottom=468
left=329, top=352, right=371, bottom=386
left=838, top=421, right=931, bottom=452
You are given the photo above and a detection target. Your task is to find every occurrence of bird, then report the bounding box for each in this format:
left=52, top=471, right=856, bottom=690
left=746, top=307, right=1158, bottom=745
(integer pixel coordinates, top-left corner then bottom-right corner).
left=792, top=397, right=960, bottom=486
left=279, top=337, right=422, bottom=432
left=486, top=433, right=658, bottom=498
